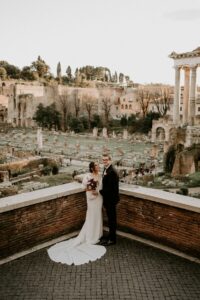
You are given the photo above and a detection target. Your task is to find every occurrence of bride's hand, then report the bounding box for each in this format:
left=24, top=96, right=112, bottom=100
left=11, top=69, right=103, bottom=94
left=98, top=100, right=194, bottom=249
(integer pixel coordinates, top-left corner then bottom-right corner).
left=92, top=190, right=98, bottom=196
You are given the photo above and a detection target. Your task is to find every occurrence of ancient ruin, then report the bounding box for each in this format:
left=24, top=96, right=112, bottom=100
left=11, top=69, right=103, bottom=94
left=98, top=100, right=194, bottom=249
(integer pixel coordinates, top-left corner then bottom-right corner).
left=1, top=47, right=200, bottom=197
left=152, top=48, right=200, bottom=168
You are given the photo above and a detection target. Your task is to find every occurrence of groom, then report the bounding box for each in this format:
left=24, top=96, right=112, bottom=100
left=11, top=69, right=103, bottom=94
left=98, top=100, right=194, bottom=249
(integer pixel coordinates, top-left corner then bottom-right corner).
left=99, top=154, right=120, bottom=246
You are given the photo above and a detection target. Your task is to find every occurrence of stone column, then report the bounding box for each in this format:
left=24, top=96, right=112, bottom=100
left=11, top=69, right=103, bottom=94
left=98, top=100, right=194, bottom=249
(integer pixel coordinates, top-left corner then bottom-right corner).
left=163, top=141, right=169, bottom=153
left=188, top=65, right=197, bottom=125
left=165, top=126, right=169, bottom=142
left=173, top=66, right=181, bottom=124
left=151, top=128, right=156, bottom=143
left=93, top=127, right=98, bottom=137
left=37, top=128, right=43, bottom=150
left=183, top=67, right=190, bottom=125
left=123, top=129, right=128, bottom=139
left=102, top=127, right=108, bottom=138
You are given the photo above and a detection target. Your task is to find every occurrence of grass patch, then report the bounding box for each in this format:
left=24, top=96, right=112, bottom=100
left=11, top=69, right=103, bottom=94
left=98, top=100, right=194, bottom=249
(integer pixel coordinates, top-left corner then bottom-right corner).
left=187, top=172, right=200, bottom=187
left=33, top=172, right=73, bottom=187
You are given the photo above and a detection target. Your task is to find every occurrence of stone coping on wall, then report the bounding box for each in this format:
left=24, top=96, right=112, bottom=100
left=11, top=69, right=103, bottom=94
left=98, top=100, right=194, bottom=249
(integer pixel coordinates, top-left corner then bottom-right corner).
left=120, top=184, right=200, bottom=213
left=0, top=182, right=200, bottom=214
left=0, top=182, right=84, bottom=213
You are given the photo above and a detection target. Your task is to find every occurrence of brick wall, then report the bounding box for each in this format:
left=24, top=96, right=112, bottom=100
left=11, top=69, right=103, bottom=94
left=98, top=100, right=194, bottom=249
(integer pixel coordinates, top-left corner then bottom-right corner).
left=1, top=184, right=200, bottom=261
left=116, top=194, right=200, bottom=258
left=0, top=192, right=86, bottom=260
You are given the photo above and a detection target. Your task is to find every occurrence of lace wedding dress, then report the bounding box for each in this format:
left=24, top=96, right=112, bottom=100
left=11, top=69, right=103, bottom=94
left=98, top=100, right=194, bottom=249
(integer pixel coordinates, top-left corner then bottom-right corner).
left=47, top=173, right=106, bottom=265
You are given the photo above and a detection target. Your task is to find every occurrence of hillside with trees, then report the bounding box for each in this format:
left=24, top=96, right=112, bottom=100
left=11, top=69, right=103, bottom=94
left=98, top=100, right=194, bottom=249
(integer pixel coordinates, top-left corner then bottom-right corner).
left=0, top=57, right=133, bottom=87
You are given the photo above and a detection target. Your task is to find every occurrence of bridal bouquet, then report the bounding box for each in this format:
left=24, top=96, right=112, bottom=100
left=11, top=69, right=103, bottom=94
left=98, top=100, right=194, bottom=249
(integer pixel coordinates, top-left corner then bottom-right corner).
left=87, top=178, right=98, bottom=191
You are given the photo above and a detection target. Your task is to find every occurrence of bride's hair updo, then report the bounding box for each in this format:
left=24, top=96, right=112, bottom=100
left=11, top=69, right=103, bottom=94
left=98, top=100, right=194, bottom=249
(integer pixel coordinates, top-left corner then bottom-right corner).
left=89, top=161, right=95, bottom=173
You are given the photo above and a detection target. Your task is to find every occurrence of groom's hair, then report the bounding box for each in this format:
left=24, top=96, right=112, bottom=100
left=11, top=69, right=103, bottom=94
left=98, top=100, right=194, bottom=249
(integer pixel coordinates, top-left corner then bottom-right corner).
left=102, top=154, right=111, bottom=161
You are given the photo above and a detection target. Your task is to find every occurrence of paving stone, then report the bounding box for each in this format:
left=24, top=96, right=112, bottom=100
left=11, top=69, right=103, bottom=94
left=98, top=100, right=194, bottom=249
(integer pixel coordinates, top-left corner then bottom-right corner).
left=0, top=236, right=200, bottom=299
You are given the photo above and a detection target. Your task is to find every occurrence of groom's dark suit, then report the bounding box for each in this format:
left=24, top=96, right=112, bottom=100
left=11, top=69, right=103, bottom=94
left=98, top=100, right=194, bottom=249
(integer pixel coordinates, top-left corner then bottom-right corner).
left=100, top=164, right=119, bottom=243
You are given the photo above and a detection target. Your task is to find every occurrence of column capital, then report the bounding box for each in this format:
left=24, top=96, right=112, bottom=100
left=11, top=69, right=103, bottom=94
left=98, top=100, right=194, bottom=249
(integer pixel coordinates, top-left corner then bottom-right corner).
left=183, top=66, right=190, bottom=72
left=190, top=65, right=198, bottom=70
left=173, top=65, right=181, bottom=71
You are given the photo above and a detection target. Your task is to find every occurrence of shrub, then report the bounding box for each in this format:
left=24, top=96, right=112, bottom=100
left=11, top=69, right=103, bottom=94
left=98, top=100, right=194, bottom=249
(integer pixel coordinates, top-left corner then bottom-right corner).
left=42, top=166, right=52, bottom=176
left=52, top=165, right=59, bottom=175
left=176, top=187, right=188, bottom=196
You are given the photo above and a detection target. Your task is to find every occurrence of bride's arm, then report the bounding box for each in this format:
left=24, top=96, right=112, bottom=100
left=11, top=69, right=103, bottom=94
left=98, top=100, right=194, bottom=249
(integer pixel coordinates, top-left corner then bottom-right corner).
left=82, top=173, right=89, bottom=190
left=82, top=174, right=95, bottom=192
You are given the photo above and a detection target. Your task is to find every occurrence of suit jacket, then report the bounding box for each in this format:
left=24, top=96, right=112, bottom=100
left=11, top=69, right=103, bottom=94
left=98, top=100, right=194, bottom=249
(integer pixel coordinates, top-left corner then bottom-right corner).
left=100, top=164, right=119, bottom=205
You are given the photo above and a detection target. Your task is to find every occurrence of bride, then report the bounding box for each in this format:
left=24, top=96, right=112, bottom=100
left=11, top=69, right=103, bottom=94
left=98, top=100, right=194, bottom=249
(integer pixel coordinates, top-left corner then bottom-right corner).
left=47, top=161, right=106, bottom=265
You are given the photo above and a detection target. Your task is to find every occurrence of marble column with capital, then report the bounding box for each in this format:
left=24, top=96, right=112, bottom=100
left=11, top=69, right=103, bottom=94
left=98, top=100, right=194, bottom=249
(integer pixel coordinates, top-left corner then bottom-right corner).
left=188, top=65, right=197, bottom=125
left=173, top=66, right=181, bottom=124
left=183, top=67, right=190, bottom=125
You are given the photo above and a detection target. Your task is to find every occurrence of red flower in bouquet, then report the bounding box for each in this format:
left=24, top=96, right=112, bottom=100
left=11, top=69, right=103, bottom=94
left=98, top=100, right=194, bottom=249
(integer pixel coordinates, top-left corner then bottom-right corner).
left=87, top=178, right=98, bottom=191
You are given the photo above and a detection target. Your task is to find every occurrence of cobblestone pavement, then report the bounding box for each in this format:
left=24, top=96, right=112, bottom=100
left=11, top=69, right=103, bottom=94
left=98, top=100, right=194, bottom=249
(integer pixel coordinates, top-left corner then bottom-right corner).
left=1, top=236, right=200, bottom=300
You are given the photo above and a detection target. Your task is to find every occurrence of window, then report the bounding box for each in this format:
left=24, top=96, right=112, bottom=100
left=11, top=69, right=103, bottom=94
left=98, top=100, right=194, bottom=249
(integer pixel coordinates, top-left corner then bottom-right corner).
left=121, top=104, right=124, bottom=109
left=198, top=107, right=200, bottom=112
left=125, top=105, right=128, bottom=109
left=129, top=104, right=132, bottom=109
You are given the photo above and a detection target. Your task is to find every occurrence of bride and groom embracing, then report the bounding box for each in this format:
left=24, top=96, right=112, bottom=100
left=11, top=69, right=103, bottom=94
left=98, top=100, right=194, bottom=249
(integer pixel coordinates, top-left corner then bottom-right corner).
left=48, top=154, right=120, bottom=265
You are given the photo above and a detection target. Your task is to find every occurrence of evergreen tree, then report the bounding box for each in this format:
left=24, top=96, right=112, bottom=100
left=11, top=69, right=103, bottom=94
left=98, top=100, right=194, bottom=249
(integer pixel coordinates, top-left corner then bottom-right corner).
left=69, top=117, right=84, bottom=133
left=34, top=103, right=61, bottom=130
left=21, top=66, right=35, bottom=81
left=91, top=114, right=103, bottom=128
left=57, top=62, right=62, bottom=79
left=0, top=67, right=7, bottom=80
left=75, top=68, right=79, bottom=79
left=66, top=66, right=72, bottom=80
left=31, top=56, right=49, bottom=78
left=115, top=71, right=118, bottom=82
left=119, top=73, right=124, bottom=83
left=120, top=115, right=128, bottom=127
left=0, top=61, right=21, bottom=79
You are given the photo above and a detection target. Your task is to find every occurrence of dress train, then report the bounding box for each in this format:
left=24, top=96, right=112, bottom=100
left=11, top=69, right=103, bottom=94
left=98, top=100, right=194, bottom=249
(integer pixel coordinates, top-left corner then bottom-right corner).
left=47, top=173, right=106, bottom=265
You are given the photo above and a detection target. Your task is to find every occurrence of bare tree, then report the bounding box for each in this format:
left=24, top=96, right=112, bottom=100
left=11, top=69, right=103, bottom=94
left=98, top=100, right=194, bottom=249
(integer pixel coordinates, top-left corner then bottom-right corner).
left=153, top=88, right=171, bottom=117
left=101, top=97, right=113, bottom=126
left=83, top=94, right=94, bottom=129
left=98, top=89, right=115, bottom=126
left=57, top=62, right=61, bottom=80
left=58, top=94, right=71, bottom=131
left=72, top=89, right=81, bottom=117
left=137, top=89, right=152, bottom=118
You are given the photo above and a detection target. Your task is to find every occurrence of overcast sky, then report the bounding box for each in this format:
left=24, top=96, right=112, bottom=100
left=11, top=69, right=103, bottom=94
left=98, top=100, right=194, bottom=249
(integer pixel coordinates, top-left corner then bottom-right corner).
left=1, top=0, right=200, bottom=84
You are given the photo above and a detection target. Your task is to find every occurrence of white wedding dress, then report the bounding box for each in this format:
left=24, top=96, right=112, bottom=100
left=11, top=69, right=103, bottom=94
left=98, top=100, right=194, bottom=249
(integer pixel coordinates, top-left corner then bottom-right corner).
left=47, top=173, right=106, bottom=265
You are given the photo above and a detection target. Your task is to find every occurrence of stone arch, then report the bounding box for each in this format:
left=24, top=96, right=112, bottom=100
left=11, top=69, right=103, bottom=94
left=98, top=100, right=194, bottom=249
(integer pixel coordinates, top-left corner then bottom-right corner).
left=16, top=94, right=34, bottom=127
left=151, top=119, right=175, bottom=143
left=156, top=127, right=166, bottom=141
left=0, top=114, right=4, bottom=122
left=152, top=123, right=167, bottom=142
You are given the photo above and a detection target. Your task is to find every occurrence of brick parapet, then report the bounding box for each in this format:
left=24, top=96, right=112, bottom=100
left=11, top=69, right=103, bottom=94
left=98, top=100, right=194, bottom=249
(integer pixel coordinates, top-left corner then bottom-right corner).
left=0, top=182, right=200, bottom=261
